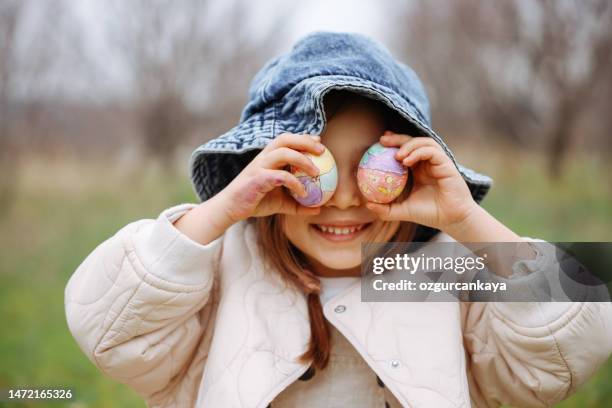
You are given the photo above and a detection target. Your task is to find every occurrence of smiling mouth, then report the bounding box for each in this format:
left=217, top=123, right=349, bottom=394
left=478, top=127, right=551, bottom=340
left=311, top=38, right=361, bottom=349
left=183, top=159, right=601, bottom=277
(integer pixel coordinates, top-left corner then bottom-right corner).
left=310, top=222, right=373, bottom=241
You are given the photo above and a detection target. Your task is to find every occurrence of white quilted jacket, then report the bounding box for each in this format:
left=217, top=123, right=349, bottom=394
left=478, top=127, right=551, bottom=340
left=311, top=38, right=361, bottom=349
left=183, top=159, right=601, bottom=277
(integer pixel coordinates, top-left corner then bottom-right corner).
left=64, top=203, right=612, bottom=407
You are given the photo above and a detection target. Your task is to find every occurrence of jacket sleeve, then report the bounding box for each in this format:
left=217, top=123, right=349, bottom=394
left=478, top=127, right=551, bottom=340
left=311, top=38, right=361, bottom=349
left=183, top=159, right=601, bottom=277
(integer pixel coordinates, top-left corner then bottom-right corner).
left=64, top=203, right=223, bottom=399
left=462, top=238, right=612, bottom=408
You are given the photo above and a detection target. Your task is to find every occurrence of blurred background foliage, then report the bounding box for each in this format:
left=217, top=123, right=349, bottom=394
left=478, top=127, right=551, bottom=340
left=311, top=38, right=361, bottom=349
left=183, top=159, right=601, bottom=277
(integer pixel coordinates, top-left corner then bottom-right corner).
left=0, top=0, right=610, bottom=407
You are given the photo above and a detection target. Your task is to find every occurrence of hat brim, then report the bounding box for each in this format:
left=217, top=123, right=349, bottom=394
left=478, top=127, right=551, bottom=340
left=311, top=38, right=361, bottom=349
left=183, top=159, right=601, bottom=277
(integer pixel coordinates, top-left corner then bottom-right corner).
left=189, top=76, right=492, bottom=205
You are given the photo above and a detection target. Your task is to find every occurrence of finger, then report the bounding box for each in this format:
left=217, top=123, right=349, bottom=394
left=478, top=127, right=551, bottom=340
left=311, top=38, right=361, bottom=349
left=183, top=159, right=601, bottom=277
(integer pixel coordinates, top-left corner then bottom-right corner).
left=365, top=201, right=410, bottom=222
left=259, top=169, right=308, bottom=198
left=379, top=131, right=413, bottom=148
left=401, top=145, right=446, bottom=168
left=265, top=132, right=325, bottom=156
left=395, top=137, right=440, bottom=161
left=261, top=147, right=319, bottom=176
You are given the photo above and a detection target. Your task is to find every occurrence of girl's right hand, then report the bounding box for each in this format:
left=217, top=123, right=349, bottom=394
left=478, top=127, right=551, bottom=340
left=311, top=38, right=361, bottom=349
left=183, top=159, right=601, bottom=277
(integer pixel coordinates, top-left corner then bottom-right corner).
left=173, top=133, right=325, bottom=246
left=216, top=132, right=325, bottom=222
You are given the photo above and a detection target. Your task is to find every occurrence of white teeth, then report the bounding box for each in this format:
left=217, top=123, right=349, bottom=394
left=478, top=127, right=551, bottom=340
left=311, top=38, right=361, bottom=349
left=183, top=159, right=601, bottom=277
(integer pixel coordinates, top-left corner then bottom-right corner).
left=315, top=224, right=366, bottom=235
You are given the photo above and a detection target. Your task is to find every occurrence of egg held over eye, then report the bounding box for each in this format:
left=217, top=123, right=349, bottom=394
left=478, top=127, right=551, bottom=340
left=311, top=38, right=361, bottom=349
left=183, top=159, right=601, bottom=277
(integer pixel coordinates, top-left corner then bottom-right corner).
left=357, top=142, right=408, bottom=203
left=289, top=147, right=338, bottom=207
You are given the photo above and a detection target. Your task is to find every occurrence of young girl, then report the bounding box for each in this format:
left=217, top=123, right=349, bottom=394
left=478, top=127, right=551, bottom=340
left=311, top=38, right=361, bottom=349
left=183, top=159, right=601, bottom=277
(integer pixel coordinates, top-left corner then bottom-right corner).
left=65, top=32, right=612, bottom=407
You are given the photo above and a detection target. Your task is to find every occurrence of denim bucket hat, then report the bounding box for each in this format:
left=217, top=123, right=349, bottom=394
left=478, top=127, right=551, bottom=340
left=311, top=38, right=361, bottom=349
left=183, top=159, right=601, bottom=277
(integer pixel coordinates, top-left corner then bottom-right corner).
left=189, top=31, right=492, bottom=239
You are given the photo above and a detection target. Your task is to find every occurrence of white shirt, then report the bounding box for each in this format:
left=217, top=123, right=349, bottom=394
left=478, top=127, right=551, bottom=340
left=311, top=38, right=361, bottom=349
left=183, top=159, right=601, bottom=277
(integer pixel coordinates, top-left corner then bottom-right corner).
left=318, top=276, right=360, bottom=305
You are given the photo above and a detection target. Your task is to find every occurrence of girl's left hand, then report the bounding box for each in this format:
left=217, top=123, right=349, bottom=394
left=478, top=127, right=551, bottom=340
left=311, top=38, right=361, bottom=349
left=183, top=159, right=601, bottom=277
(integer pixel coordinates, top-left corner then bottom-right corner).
left=365, top=130, right=478, bottom=231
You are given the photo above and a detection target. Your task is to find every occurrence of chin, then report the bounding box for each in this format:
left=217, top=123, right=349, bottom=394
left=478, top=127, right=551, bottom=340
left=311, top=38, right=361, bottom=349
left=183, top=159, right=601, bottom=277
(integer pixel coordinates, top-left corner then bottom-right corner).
left=314, top=251, right=361, bottom=271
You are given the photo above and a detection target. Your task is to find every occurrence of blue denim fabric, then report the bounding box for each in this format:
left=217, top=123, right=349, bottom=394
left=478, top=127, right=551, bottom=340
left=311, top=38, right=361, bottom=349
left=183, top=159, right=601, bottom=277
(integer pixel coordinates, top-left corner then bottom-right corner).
left=189, top=31, right=492, bottom=239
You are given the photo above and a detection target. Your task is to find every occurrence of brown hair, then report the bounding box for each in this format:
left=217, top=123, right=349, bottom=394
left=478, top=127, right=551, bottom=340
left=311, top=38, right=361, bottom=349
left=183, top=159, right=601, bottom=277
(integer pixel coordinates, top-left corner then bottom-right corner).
left=254, top=90, right=419, bottom=370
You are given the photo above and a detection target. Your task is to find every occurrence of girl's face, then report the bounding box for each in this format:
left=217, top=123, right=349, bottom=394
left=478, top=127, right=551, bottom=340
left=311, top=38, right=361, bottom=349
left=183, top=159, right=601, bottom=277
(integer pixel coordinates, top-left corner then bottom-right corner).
left=283, top=98, right=406, bottom=277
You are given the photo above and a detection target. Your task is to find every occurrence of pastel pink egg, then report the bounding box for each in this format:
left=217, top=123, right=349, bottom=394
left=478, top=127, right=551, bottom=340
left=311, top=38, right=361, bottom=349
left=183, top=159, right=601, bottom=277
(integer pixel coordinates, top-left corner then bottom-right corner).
left=357, top=143, right=408, bottom=203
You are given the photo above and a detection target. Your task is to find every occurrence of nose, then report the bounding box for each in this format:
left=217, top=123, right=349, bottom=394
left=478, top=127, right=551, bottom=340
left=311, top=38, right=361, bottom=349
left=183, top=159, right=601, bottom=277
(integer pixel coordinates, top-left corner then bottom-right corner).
left=325, top=164, right=363, bottom=210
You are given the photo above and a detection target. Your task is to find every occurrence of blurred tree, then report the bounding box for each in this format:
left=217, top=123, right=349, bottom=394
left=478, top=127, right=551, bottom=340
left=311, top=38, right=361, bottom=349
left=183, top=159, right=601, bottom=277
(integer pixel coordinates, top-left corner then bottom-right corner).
left=0, top=0, right=70, bottom=213
left=105, top=0, right=293, bottom=168
left=0, top=0, right=27, bottom=212
left=388, top=0, right=612, bottom=179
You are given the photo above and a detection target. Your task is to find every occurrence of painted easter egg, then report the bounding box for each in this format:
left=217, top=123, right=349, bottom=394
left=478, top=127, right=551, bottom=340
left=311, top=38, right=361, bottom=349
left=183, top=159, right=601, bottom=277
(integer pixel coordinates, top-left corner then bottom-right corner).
left=289, top=147, right=338, bottom=207
left=357, top=142, right=408, bottom=203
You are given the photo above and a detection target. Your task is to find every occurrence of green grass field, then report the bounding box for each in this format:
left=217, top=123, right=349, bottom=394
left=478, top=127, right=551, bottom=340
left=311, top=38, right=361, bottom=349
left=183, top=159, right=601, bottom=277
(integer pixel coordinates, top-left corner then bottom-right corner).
left=0, top=148, right=610, bottom=407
